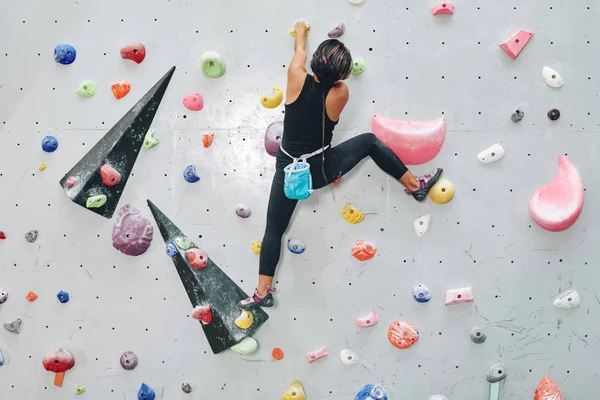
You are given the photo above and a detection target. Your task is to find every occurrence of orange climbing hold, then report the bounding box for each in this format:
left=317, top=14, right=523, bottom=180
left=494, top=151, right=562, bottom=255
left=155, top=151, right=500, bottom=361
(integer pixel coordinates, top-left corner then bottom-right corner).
left=351, top=240, right=377, bottom=261
left=333, top=177, right=342, bottom=184
left=534, top=376, right=562, bottom=400
left=271, top=347, right=284, bottom=360
left=111, top=81, right=131, bottom=100
left=203, top=132, right=214, bottom=148
left=26, top=291, right=38, bottom=302
left=388, top=320, right=419, bottom=349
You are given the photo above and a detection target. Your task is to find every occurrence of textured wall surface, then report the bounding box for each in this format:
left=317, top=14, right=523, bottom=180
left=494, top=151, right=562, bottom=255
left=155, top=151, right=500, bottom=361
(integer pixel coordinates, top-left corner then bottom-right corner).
left=0, top=0, right=598, bottom=399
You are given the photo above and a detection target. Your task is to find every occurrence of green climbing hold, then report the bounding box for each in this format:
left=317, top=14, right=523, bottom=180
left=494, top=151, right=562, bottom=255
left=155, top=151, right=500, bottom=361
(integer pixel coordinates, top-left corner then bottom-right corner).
left=86, top=195, right=107, bottom=209
left=230, top=337, right=258, bottom=355
left=200, top=51, right=226, bottom=79
left=351, top=58, right=365, bottom=75
left=74, top=384, right=86, bottom=395
left=76, top=80, right=97, bottom=98
left=143, top=129, right=160, bottom=150
left=175, top=237, right=192, bottom=250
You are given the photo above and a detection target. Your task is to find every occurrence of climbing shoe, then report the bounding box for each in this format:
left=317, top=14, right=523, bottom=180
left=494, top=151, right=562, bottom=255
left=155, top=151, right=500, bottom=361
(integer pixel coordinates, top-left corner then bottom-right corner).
left=239, top=286, right=276, bottom=310
left=405, top=168, right=443, bottom=201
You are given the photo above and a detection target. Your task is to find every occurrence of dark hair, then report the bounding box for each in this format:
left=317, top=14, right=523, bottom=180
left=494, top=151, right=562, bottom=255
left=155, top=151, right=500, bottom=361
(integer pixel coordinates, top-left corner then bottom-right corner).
left=310, top=39, right=353, bottom=89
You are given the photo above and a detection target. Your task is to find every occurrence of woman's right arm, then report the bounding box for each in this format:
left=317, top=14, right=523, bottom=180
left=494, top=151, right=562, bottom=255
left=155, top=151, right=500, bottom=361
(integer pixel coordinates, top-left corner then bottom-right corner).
left=286, top=21, right=308, bottom=104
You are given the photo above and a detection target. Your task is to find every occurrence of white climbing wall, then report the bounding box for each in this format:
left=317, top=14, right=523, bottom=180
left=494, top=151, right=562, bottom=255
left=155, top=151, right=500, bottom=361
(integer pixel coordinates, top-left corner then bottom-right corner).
left=0, top=0, right=598, bottom=398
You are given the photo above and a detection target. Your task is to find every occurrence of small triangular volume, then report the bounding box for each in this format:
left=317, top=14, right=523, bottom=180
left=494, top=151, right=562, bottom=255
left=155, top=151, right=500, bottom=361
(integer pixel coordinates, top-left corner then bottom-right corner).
left=59, top=67, right=176, bottom=219
left=499, top=30, right=533, bottom=60
left=146, top=200, right=269, bottom=354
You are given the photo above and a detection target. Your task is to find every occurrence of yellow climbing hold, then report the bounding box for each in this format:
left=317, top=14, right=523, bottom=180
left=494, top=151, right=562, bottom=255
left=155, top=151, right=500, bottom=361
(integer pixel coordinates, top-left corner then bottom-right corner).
left=261, top=86, right=283, bottom=109
left=290, top=22, right=310, bottom=37
left=428, top=177, right=455, bottom=204
left=282, top=380, right=307, bottom=400
left=39, top=163, right=47, bottom=171
left=251, top=241, right=262, bottom=254
left=341, top=202, right=364, bottom=224
left=235, top=309, right=254, bottom=329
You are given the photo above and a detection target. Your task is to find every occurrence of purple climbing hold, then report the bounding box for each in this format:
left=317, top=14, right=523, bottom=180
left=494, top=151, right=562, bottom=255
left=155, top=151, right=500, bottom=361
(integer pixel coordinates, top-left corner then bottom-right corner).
left=264, top=121, right=283, bottom=157
left=181, top=382, right=192, bottom=393
left=112, top=204, right=154, bottom=256
left=235, top=204, right=251, bottom=218
left=120, top=351, right=139, bottom=370
left=548, top=109, right=561, bottom=121
left=328, top=23, right=346, bottom=38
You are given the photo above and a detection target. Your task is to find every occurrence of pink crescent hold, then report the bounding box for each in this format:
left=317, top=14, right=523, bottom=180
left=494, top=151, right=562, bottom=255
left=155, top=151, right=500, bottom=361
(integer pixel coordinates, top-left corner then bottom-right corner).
left=371, top=114, right=446, bottom=165
left=431, top=2, right=454, bottom=15
left=355, top=310, right=378, bottom=327
left=529, top=156, right=584, bottom=232
left=499, top=30, right=534, bottom=60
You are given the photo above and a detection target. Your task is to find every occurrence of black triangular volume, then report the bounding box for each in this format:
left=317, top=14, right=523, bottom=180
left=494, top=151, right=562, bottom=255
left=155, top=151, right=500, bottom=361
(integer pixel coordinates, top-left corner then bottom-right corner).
left=59, top=67, right=176, bottom=219
left=146, top=200, right=269, bottom=354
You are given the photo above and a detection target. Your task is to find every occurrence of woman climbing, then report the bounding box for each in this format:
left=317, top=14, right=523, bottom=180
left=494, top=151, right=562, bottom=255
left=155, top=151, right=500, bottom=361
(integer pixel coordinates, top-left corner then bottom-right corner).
left=239, top=21, right=443, bottom=310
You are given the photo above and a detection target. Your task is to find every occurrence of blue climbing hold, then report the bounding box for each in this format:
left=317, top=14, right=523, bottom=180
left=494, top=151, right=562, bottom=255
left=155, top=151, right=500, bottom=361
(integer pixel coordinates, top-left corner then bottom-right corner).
left=183, top=165, right=200, bottom=183
left=41, top=136, right=59, bottom=153
left=0, top=349, right=4, bottom=366
left=166, top=243, right=178, bottom=257
left=138, top=383, right=156, bottom=400
left=287, top=238, right=306, bottom=254
left=355, top=384, right=387, bottom=400
left=54, top=44, right=77, bottom=65
left=412, top=284, right=431, bottom=303
left=57, top=290, right=70, bottom=303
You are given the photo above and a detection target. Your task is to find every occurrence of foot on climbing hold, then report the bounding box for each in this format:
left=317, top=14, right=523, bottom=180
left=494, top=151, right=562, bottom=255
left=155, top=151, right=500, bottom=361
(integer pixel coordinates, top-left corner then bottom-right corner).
left=534, top=376, right=562, bottom=400
left=355, top=310, right=378, bottom=327
left=328, top=23, right=345, bottom=38
left=511, top=108, right=524, bottom=122
left=25, top=230, right=39, bottom=243
left=57, top=290, right=70, bottom=303
left=183, top=165, right=201, bottom=183
left=306, top=346, right=328, bottom=363
left=42, top=348, right=75, bottom=387
left=251, top=241, right=262, bottom=254
left=431, top=2, right=454, bottom=15
left=4, top=319, right=22, bottom=334
left=120, top=43, right=146, bottom=64
left=355, top=384, right=387, bottom=400
left=234, top=309, right=254, bottom=329
left=143, top=129, right=160, bottom=150
left=547, top=108, right=561, bottom=121
left=191, top=305, right=212, bottom=324
left=235, top=204, right=251, bottom=218
left=186, top=248, right=208, bottom=269
left=0, top=288, right=7, bottom=304
left=553, top=289, right=580, bottom=309
left=120, top=351, right=139, bottom=370
left=290, top=21, right=310, bottom=37
left=486, top=363, right=507, bottom=383
left=287, top=238, right=306, bottom=254
left=470, top=327, right=486, bottom=343
left=138, top=383, right=156, bottom=400
left=39, top=163, right=47, bottom=172
left=42, top=136, right=59, bottom=153
left=388, top=320, right=419, bottom=349
left=414, top=215, right=431, bottom=238
left=112, top=204, right=154, bottom=256
left=282, top=380, right=307, bottom=400
left=54, top=44, right=76, bottom=65
left=340, top=349, right=359, bottom=366
left=444, top=287, right=474, bottom=306
left=202, top=132, right=214, bottom=148
left=100, top=163, right=122, bottom=187
left=351, top=58, right=365, bottom=75
left=271, top=347, right=284, bottom=360
left=111, top=81, right=131, bottom=100
left=261, top=86, right=283, bottom=109
left=351, top=240, right=376, bottom=261
left=342, top=202, right=365, bottom=224
left=175, top=237, right=192, bottom=250
left=529, top=156, right=583, bottom=232
left=76, top=80, right=97, bottom=98
left=239, top=286, right=276, bottom=310
left=200, top=51, right=226, bottom=79
left=265, top=121, right=284, bottom=156
left=74, top=384, right=86, bottom=395
left=26, top=291, right=38, bottom=302
left=412, top=284, right=431, bottom=303
left=407, top=168, right=444, bottom=201
left=428, top=177, right=455, bottom=204
left=230, top=337, right=258, bottom=355
left=478, top=144, right=505, bottom=164
left=499, top=30, right=533, bottom=59
left=181, top=382, right=192, bottom=393
left=166, top=243, right=178, bottom=256
left=86, top=194, right=107, bottom=209
left=182, top=93, right=204, bottom=111
left=542, top=66, right=564, bottom=88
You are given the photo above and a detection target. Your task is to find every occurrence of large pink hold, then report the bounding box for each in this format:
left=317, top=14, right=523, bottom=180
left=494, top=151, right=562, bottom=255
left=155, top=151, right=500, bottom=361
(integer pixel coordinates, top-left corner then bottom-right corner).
left=529, top=156, right=584, bottom=232
left=112, top=204, right=154, bottom=256
left=372, top=114, right=446, bottom=165
left=499, top=30, right=533, bottom=60
left=182, top=93, right=204, bottom=111
left=431, top=2, right=454, bottom=15
left=265, top=121, right=283, bottom=157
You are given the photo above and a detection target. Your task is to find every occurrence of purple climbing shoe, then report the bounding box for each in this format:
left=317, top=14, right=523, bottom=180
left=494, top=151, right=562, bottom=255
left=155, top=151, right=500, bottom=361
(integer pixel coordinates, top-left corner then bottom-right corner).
left=239, top=286, right=276, bottom=310
left=405, top=168, right=443, bottom=201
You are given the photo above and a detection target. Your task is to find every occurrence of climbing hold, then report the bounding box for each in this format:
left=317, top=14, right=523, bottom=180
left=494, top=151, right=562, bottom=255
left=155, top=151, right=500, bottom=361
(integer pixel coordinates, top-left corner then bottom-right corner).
left=261, top=86, right=283, bottom=109
left=388, top=320, right=419, bottom=349
left=306, top=346, right=328, bottom=363
left=230, top=337, right=258, bottom=355
left=529, top=156, right=583, bottom=232
left=235, top=204, right=251, bottom=218
left=429, top=396, right=448, bottom=400
left=0, top=288, right=7, bottom=304
left=486, top=363, right=507, bottom=383
left=0, top=349, right=4, bottom=366
left=372, top=114, right=446, bottom=165
left=511, top=108, right=524, bottom=122
left=0, top=232, right=5, bottom=239
left=287, top=238, right=306, bottom=254
left=265, top=120, right=284, bottom=156
left=355, top=310, right=378, bottom=327
left=182, top=93, right=204, bottom=111
left=183, top=165, right=201, bottom=183
left=348, top=0, right=365, bottom=5
left=431, top=2, right=455, bottom=15
left=120, top=43, right=146, bottom=64
left=74, top=384, right=86, bottom=395
left=542, top=66, right=564, bottom=88
left=235, top=309, right=254, bottom=329
left=25, top=230, right=39, bottom=243
left=282, top=380, right=307, bottom=400
left=112, top=204, right=154, bottom=256
left=414, top=215, right=431, bottom=238
left=341, top=202, right=365, bottom=224
left=328, top=23, right=345, bottom=38
left=290, top=21, right=310, bottom=37
left=444, top=287, right=474, bottom=306
left=547, top=108, right=561, bottom=121
left=66, top=176, right=77, bottom=188
left=534, top=376, right=562, bottom=400
left=176, top=237, right=192, bottom=250
left=191, top=305, right=213, bottom=324
left=355, top=384, right=387, bottom=400
left=181, top=383, right=192, bottom=393
left=57, top=290, right=70, bottom=303
left=166, top=243, right=178, bottom=256
left=120, top=351, right=139, bottom=370
left=42, top=348, right=75, bottom=387
left=86, top=194, right=107, bottom=209
left=470, top=327, right=487, bottom=343
left=111, top=81, right=131, bottom=100
left=100, top=163, right=122, bottom=187
left=351, top=240, right=377, bottom=261
left=39, top=163, right=47, bottom=172
left=251, top=241, right=262, bottom=254
left=186, top=248, right=208, bottom=269
left=138, top=383, right=156, bottom=400
left=200, top=51, right=226, bottom=79
left=553, top=289, right=580, bottom=309
left=26, top=291, right=38, bottom=302
left=428, top=178, right=455, bottom=204
left=351, top=58, right=365, bottom=75
left=143, top=129, right=160, bottom=150
left=202, top=132, right=214, bottom=148
left=412, top=284, right=431, bottom=303
left=54, top=44, right=76, bottom=65
left=42, top=136, right=59, bottom=153
left=76, top=80, right=97, bottom=98
left=340, top=349, right=359, bottom=366
left=478, top=144, right=505, bottom=164
left=4, top=319, right=21, bottom=334
left=272, top=347, right=284, bottom=360
left=333, top=177, right=342, bottom=184
left=499, top=30, right=533, bottom=59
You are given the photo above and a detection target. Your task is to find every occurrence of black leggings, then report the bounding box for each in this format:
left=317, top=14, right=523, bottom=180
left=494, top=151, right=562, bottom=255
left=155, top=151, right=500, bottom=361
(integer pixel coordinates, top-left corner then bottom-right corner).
left=258, top=133, right=409, bottom=277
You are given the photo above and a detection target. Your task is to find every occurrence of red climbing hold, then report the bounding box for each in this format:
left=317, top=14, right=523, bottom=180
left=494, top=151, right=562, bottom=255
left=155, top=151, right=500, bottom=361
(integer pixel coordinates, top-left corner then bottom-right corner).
left=333, top=177, right=342, bottom=184
left=0, top=232, right=5, bottom=240
left=499, top=30, right=533, bottom=60
left=351, top=240, right=377, bottom=261
left=202, top=132, right=214, bottom=148
left=66, top=176, right=77, bottom=188
left=186, top=248, right=208, bottom=269
left=111, top=81, right=131, bottom=100
left=120, top=43, right=146, bottom=64
left=431, top=2, right=454, bottom=15
left=191, top=305, right=213, bottom=324
left=100, top=163, right=122, bottom=187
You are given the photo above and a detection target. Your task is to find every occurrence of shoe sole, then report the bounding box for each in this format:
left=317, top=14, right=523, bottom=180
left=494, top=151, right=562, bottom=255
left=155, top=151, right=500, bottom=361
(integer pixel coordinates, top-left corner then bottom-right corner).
left=412, top=168, right=443, bottom=202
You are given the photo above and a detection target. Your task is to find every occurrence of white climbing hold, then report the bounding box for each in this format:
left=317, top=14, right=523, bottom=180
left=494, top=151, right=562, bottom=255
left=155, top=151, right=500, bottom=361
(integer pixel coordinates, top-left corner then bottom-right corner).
left=542, top=66, right=564, bottom=88
left=478, top=144, right=505, bottom=164
left=340, top=349, right=360, bottom=366
left=444, top=287, right=474, bottom=306
left=413, top=214, right=431, bottom=238
left=553, top=289, right=580, bottom=310
left=429, top=396, right=448, bottom=400
left=230, top=337, right=258, bottom=355
left=348, top=0, right=365, bottom=4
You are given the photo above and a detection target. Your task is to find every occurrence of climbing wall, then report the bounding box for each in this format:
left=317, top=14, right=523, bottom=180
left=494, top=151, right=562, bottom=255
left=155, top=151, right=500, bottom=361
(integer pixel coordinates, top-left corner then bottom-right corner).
left=0, top=0, right=597, bottom=398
